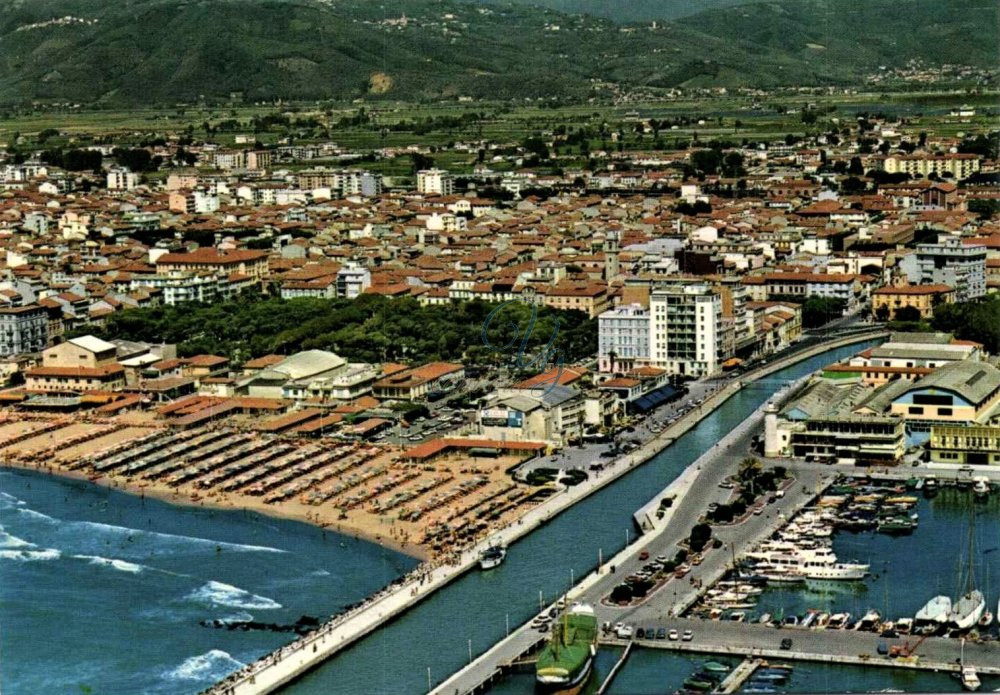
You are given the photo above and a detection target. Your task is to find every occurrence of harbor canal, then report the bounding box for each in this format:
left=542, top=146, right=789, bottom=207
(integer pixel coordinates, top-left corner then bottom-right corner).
left=285, top=342, right=881, bottom=694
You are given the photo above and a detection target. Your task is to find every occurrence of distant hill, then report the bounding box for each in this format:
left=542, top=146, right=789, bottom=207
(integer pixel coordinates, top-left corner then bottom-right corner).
left=0, top=0, right=995, bottom=105
left=474, top=0, right=754, bottom=22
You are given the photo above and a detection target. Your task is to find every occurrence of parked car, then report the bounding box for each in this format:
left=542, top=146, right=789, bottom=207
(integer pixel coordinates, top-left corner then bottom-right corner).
left=656, top=627, right=667, bottom=639
left=780, top=637, right=793, bottom=650
left=682, top=629, right=694, bottom=642
left=668, top=629, right=680, bottom=641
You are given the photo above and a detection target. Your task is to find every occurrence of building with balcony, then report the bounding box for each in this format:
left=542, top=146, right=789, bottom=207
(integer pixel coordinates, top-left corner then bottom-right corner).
left=929, top=425, right=1000, bottom=466
left=649, top=283, right=724, bottom=376
left=0, top=305, right=48, bottom=357
left=597, top=303, right=649, bottom=373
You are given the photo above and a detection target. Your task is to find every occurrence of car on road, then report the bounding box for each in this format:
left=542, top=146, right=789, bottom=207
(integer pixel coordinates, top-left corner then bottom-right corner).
left=639, top=550, right=650, bottom=560
left=780, top=637, right=793, bottom=650
left=753, top=507, right=763, bottom=515
left=668, top=629, right=679, bottom=641
left=682, top=629, right=693, bottom=641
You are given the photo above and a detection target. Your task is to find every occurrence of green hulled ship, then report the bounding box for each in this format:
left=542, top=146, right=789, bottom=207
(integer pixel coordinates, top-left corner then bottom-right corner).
left=535, top=604, right=598, bottom=695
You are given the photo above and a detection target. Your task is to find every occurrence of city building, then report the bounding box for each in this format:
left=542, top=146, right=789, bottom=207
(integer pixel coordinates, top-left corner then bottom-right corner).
left=154, top=248, right=270, bottom=280
left=883, top=153, right=981, bottom=179
left=929, top=425, right=1000, bottom=466
left=871, top=283, right=955, bottom=320
left=912, top=238, right=987, bottom=301
left=597, top=303, right=650, bottom=373
left=649, top=284, right=725, bottom=377
left=337, top=263, right=372, bottom=299
left=0, top=305, right=48, bottom=357
left=416, top=168, right=454, bottom=196
left=106, top=168, right=139, bottom=191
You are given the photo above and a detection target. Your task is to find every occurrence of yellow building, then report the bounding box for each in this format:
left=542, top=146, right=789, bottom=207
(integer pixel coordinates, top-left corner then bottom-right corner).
left=872, top=284, right=954, bottom=320
left=930, top=425, right=1000, bottom=466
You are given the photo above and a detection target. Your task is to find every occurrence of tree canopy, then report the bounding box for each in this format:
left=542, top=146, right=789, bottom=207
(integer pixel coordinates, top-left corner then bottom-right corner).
left=89, top=293, right=597, bottom=369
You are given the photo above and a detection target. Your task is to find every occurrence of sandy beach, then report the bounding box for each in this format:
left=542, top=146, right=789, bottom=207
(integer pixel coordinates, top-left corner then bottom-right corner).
left=0, top=413, right=547, bottom=562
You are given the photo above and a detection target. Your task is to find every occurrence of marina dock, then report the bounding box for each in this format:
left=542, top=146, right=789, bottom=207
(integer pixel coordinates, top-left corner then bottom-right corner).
left=716, top=657, right=761, bottom=694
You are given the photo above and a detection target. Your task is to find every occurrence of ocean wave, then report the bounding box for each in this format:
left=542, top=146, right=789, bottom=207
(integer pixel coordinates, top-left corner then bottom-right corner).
left=0, top=491, right=25, bottom=507
left=71, top=554, right=144, bottom=574
left=15, top=508, right=55, bottom=522
left=0, top=530, right=37, bottom=549
left=0, top=548, right=61, bottom=562
left=74, top=521, right=286, bottom=554
left=220, top=611, right=254, bottom=623
left=162, top=649, right=244, bottom=682
left=185, top=580, right=282, bottom=610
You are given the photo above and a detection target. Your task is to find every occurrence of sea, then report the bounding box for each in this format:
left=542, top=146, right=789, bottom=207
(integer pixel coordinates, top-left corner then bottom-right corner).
left=0, top=467, right=418, bottom=694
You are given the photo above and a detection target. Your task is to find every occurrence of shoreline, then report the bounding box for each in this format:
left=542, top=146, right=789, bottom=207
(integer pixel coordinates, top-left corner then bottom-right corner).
left=0, top=458, right=428, bottom=561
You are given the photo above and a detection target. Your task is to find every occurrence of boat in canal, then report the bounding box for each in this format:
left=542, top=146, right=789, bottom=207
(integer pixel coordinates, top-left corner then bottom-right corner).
left=535, top=603, right=598, bottom=695
left=477, top=541, right=507, bottom=570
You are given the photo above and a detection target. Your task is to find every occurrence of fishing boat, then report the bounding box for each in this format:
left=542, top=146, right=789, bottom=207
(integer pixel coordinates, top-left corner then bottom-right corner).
left=877, top=517, right=916, bottom=535
left=702, top=661, right=731, bottom=674
left=478, top=541, right=506, bottom=570
left=535, top=604, right=598, bottom=695
left=961, top=667, right=981, bottom=692
left=960, top=638, right=981, bottom=692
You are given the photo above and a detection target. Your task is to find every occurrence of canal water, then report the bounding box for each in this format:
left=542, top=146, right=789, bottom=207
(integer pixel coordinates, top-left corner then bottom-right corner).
left=0, top=468, right=418, bottom=694
left=284, top=341, right=883, bottom=695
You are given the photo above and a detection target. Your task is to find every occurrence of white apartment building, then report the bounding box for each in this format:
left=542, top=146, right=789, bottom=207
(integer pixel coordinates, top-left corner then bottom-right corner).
left=106, top=168, right=139, bottom=191
left=597, top=303, right=650, bottom=373
left=416, top=168, right=454, bottom=196
left=336, top=263, right=372, bottom=299
left=913, top=238, right=987, bottom=302
left=649, top=284, right=725, bottom=377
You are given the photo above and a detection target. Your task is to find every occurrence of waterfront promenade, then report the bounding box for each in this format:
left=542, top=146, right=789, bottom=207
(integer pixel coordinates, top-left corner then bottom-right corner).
left=206, top=330, right=886, bottom=695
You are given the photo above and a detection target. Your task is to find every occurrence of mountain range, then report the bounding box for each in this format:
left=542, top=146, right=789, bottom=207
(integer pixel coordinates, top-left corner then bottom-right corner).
left=0, top=0, right=995, bottom=105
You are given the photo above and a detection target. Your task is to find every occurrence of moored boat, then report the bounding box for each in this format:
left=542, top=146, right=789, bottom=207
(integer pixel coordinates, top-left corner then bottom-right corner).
left=915, top=595, right=952, bottom=630
left=478, top=541, right=506, bottom=570
left=950, top=590, right=986, bottom=631
left=535, top=604, right=598, bottom=694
